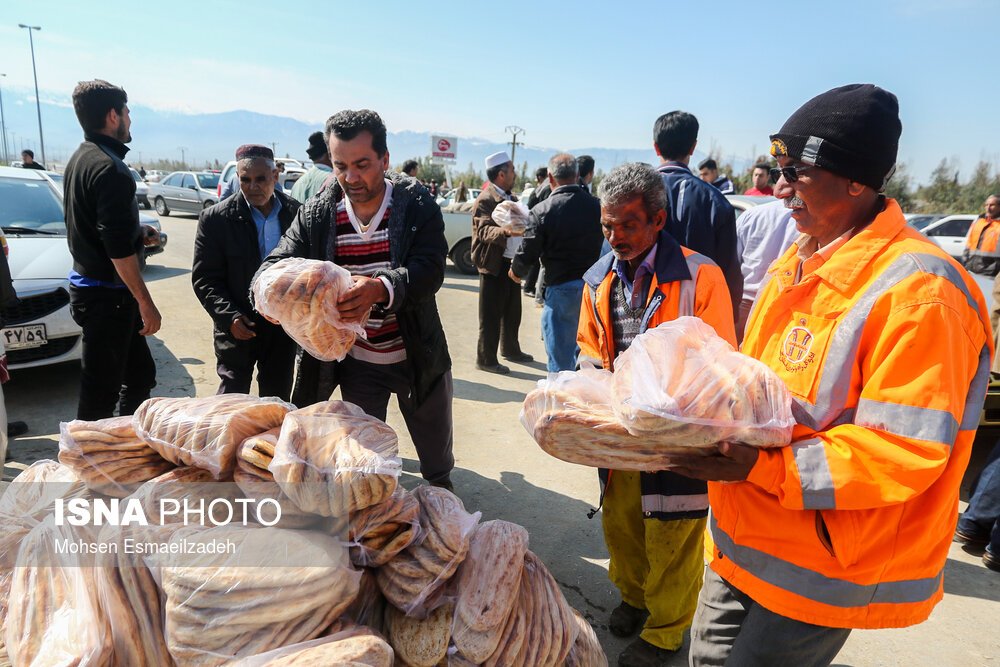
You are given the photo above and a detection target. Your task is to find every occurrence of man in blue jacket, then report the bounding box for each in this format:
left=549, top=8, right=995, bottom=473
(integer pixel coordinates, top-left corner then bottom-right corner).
left=653, top=111, right=742, bottom=318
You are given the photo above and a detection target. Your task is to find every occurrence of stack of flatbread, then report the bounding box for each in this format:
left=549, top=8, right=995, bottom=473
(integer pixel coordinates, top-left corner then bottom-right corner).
left=161, top=526, right=359, bottom=667
left=252, top=257, right=365, bottom=362
left=133, top=393, right=292, bottom=479
left=565, top=609, right=609, bottom=667
left=58, top=416, right=175, bottom=496
left=232, top=623, right=393, bottom=667
left=376, top=486, right=478, bottom=616
left=348, top=487, right=421, bottom=567
left=384, top=601, right=453, bottom=667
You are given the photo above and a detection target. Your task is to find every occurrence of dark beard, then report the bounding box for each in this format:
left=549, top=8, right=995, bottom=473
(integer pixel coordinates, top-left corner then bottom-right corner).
left=116, top=118, right=131, bottom=143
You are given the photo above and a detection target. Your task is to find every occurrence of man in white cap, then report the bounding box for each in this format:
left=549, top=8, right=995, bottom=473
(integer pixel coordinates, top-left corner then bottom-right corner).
left=471, top=151, right=532, bottom=374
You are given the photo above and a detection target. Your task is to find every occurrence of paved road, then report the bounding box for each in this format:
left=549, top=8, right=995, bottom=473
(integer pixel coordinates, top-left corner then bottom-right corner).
left=5, top=210, right=1000, bottom=665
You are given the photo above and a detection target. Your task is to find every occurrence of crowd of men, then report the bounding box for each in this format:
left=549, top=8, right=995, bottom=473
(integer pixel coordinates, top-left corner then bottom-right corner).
left=47, top=76, right=1000, bottom=666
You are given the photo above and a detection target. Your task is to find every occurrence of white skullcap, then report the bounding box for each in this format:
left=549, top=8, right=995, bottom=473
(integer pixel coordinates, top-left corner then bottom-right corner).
left=484, top=151, right=511, bottom=169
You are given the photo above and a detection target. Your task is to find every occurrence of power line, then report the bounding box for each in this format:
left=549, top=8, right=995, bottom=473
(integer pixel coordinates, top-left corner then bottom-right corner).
left=505, top=126, right=524, bottom=164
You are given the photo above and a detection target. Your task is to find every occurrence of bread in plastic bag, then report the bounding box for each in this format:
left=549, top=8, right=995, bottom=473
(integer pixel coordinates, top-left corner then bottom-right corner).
left=385, top=600, right=452, bottom=667
left=58, top=416, right=175, bottom=497
left=377, top=486, right=480, bottom=619
left=490, top=200, right=529, bottom=235
left=343, top=569, right=387, bottom=633
left=451, top=520, right=529, bottom=663
left=230, top=623, right=393, bottom=666
left=564, top=609, right=609, bottom=667
left=611, top=317, right=793, bottom=446
left=234, top=428, right=322, bottom=530
left=269, top=410, right=402, bottom=518
left=133, top=394, right=293, bottom=480
left=252, top=257, right=368, bottom=362
left=348, top=486, right=421, bottom=568
left=515, top=551, right=578, bottom=666
left=160, top=525, right=361, bottom=667
left=5, top=517, right=113, bottom=667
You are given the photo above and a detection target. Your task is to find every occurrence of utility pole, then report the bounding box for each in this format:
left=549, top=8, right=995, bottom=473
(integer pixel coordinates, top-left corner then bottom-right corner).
left=270, top=142, right=277, bottom=156
left=505, top=126, right=524, bottom=165
left=178, top=146, right=188, bottom=168
left=18, top=24, right=45, bottom=168
left=0, top=73, right=8, bottom=165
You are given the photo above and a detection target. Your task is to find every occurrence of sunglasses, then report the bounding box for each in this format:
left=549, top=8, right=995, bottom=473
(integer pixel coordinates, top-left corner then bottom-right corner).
left=769, top=165, right=813, bottom=184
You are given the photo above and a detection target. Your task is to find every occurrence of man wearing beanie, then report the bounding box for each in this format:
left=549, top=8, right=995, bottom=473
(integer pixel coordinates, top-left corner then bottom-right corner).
left=290, top=131, right=335, bottom=202
left=666, top=84, right=992, bottom=666
left=193, top=144, right=300, bottom=400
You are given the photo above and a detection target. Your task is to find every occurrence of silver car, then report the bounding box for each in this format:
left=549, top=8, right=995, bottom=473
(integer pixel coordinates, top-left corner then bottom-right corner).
left=148, top=171, right=220, bottom=215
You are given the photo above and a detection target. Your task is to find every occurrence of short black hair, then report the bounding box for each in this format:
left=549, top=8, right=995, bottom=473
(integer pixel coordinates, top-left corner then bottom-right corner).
left=698, top=158, right=718, bottom=172
left=72, top=79, right=128, bottom=134
left=21, top=149, right=33, bottom=158
left=402, top=159, right=418, bottom=175
left=753, top=162, right=770, bottom=172
left=324, top=109, right=388, bottom=157
left=487, top=162, right=510, bottom=182
left=535, top=166, right=547, bottom=181
left=576, top=155, right=595, bottom=179
left=653, top=111, right=699, bottom=161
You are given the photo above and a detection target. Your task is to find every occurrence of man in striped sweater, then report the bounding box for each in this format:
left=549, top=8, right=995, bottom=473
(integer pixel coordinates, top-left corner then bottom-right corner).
left=254, top=109, right=455, bottom=490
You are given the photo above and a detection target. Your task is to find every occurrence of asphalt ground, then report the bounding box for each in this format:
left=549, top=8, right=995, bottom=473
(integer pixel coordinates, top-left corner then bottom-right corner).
left=4, top=210, right=1000, bottom=665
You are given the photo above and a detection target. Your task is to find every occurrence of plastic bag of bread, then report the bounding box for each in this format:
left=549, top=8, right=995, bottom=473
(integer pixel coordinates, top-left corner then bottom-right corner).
left=58, top=416, right=175, bottom=497
left=269, top=409, right=402, bottom=520
left=230, top=623, right=393, bottom=666
left=252, top=257, right=368, bottom=362
left=611, top=317, right=794, bottom=447
left=491, top=200, right=530, bottom=235
left=160, top=525, right=361, bottom=667
left=385, top=600, right=452, bottom=667
left=564, top=609, right=609, bottom=667
left=348, top=486, right=422, bottom=567
left=5, top=517, right=113, bottom=667
left=376, top=485, right=480, bottom=619
left=133, top=393, right=293, bottom=480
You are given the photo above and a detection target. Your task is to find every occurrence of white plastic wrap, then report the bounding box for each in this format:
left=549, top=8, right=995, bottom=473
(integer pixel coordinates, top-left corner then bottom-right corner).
left=490, top=200, right=530, bottom=234
left=230, top=623, right=393, bottom=666
left=58, top=416, right=174, bottom=497
left=348, top=486, right=422, bottom=568
left=252, top=257, right=368, bottom=362
left=612, top=317, right=794, bottom=447
left=160, top=525, right=361, bottom=667
left=133, top=394, right=293, bottom=480
left=269, top=410, right=402, bottom=518
left=376, top=486, right=480, bottom=619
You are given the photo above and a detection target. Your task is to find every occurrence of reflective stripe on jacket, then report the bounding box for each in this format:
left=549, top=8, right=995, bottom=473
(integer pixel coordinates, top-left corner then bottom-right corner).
left=708, top=198, right=993, bottom=629
left=578, top=229, right=737, bottom=519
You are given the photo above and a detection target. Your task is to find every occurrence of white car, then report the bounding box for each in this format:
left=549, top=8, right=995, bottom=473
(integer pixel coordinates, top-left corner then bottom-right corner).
left=0, top=166, right=82, bottom=369
left=130, top=167, right=151, bottom=209
left=919, top=214, right=976, bottom=260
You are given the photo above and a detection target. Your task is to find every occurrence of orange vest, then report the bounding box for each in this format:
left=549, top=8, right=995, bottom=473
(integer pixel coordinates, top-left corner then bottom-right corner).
left=707, top=199, right=992, bottom=629
left=965, top=215, right=1000, bottom=255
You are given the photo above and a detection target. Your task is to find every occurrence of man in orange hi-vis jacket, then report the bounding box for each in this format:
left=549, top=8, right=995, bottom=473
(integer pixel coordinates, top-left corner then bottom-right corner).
left=667, top=84, right=993, bottom=667
left=962, top=194, right=1000, bottom=276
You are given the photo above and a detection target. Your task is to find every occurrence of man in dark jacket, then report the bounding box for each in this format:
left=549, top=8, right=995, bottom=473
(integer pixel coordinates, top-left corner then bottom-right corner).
left=193, top=145, right=300, bottom=400
left=510, top=153, right=603, bottom=372
left=64, top=79, right=160, bottom=420
left=252, top=109, right=455, bottom=489
left=654, top=111, right=743, bottom=318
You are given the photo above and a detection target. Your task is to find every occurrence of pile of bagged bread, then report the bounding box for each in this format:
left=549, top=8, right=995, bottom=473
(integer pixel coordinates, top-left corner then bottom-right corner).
left=521, top=317, right=795, bottom=470
left=0, top=393, right=606, bottom=666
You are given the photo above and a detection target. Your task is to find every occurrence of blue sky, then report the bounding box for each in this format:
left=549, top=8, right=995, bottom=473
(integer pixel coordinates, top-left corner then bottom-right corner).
left=1, top=0, right=996, bottom=183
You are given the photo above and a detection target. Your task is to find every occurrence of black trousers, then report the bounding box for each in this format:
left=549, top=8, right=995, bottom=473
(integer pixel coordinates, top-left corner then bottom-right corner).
left=214, top=320, right=297, bottom=401
left=338, top=355, right=454, bottom=483
left=477, top=260, right=523, bottom=366
left=69, top=285, right=156, bottom=420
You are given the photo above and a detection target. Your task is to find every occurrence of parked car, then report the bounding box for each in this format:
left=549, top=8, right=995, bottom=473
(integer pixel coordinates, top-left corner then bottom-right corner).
left=130, top=167, right=151, bottom=209
left=918, top=213, right=976, bottom=260
left=725, top=194, right=777, bottom=218
left=144, top=169, right=169, bottom=183
left=217, top=160, right=308, bottom=199
left=148, top=171, right=220, bottom=215
left=904, top=213, right=946, bottom=231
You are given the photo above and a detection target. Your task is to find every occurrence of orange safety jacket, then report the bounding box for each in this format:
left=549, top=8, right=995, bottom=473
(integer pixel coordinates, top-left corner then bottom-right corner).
left=963, top=215, right=1000, bottom=276
left=578, top=229, right=736, bottom=519
left=707, top=199, right=993, bottom=629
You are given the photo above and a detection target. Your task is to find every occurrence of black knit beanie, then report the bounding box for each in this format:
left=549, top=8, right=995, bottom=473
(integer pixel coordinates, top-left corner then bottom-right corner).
left=306, top=131, right=327, bottom=160
left=770, top=84, right=901, bottom=191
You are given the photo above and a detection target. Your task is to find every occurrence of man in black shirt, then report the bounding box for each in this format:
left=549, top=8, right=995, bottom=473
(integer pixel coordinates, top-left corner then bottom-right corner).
left=19, top=149, right=45, bottom=170
left=510, top=153, right=603, bottom=371
left=64, top=79, right=160, bottom=420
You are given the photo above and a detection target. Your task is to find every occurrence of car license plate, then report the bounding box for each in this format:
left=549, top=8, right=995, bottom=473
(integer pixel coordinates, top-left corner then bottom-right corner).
left=2, top=324, right=47, bottom=350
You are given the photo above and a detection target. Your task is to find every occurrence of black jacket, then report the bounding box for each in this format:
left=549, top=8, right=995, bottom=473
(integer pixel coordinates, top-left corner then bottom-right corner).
left=193, top=190, right=301, bottom=331
left=252, top=171, right=451, bottom=407
left=511, top=184, right=603, bottom=286
left=64, top=134, right=141, bottom=283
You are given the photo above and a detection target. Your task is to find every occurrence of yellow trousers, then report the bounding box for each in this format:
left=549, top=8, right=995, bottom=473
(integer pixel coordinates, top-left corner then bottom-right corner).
left=602, top=470, right=706, bottom=651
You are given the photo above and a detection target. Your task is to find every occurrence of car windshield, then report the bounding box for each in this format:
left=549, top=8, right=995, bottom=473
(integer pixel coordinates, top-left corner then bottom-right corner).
left=197, top=173, right=220, bottom=189
left=130, top=169, right=143, bottom=182
left=909, top=215, right=938, bottom=231
left=0, top=176, right=65, bottom=235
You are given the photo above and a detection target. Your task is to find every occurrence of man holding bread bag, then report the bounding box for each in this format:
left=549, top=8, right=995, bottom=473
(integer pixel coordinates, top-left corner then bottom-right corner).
left=577, top=162, right=737, bottom=665
left=668, top=85, right=993, bottom=667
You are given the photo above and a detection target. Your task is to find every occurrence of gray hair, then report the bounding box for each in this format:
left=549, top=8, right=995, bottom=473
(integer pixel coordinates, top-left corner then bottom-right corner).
left=547, top=153, right=578, bottom=183
left=237, top=157, right=276, bottom=171
left=597, top=162, right=667, bottom=220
